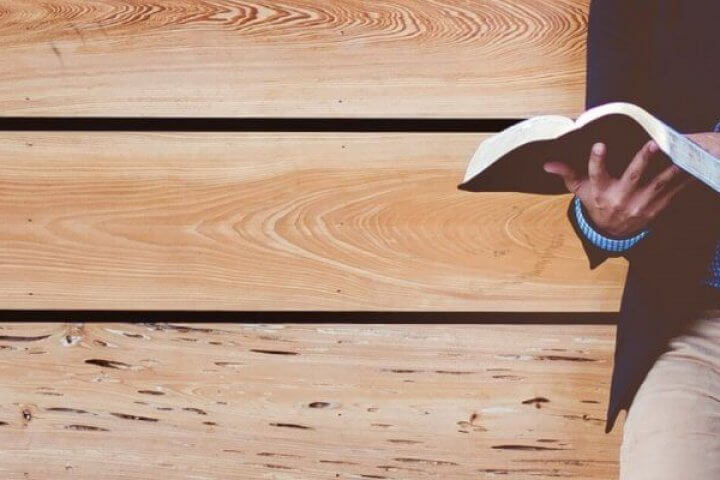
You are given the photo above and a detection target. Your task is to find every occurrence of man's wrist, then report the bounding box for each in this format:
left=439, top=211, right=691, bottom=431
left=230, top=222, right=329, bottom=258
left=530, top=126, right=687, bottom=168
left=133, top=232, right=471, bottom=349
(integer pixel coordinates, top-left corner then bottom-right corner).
left=572, top=196, right=650, bottom=252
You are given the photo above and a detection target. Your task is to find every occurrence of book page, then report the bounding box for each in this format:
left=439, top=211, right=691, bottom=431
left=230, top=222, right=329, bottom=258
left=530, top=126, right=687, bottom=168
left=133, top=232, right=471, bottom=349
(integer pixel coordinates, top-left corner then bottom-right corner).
left=663, top=128, right=720, bottom=193
left=461, top=115, right=574, bottom=184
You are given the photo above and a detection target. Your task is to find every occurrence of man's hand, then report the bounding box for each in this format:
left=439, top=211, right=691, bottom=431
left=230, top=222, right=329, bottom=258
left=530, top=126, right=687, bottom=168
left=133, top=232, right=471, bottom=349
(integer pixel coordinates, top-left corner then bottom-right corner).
left=542, top=138, right=703, bottom=238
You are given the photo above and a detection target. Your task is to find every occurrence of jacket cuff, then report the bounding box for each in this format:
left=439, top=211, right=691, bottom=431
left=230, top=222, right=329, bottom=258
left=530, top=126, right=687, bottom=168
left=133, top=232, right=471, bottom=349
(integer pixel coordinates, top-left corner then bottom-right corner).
left=572, top=196, right=650, bottom=252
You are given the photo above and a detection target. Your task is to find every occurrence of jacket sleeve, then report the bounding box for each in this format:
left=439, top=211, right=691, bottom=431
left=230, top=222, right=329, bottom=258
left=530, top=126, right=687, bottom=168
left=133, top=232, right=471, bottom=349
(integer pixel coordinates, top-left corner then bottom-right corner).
left=567, top=195, right=650, bottom=269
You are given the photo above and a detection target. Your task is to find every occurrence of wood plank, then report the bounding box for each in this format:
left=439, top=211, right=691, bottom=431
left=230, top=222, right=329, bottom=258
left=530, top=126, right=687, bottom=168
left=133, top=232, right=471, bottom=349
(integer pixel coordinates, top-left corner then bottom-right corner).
left=1, top=0, right=587, bottom=118
left=0, top=132, right=627, bottom=311
left=0, top=322, right=622, bottom=480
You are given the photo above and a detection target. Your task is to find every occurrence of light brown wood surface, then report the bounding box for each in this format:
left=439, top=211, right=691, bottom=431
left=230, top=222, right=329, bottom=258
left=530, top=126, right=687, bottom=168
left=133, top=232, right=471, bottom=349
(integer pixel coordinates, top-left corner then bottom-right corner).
left=0, top=132, right=627, bottom=311
left=1, top=0, right=587, bottom=118
left=0, top=322, right=622, bottom=480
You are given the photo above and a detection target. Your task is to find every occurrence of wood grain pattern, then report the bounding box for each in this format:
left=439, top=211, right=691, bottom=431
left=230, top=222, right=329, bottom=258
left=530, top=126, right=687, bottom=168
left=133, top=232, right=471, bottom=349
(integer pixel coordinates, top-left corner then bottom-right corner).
left=0, top=132, right=627, bottom=311
left=0, top=322, right=622, bottom=479
left=1, top=0, right=587, bottom=118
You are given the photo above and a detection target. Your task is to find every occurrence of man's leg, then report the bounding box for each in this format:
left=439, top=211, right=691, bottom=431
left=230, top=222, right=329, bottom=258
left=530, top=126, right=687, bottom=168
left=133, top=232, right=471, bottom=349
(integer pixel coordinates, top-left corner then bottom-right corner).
left=619, top=309, right=720, bottom=480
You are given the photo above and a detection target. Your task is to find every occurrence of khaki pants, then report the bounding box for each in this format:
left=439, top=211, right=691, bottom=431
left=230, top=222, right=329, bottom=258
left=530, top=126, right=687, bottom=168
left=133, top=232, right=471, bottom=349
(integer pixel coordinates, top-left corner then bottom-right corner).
left=620, top=308, right=720, bottom=479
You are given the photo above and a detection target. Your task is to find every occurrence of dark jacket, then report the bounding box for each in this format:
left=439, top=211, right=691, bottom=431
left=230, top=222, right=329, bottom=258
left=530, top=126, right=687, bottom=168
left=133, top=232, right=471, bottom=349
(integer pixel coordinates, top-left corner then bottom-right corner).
left=572, top=0, right=720, bottom=433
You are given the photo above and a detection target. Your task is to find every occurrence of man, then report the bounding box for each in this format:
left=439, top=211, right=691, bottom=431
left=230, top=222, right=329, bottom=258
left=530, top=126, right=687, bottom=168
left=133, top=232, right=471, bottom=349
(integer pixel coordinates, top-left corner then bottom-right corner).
left=541, top=1, right=720, bottom=478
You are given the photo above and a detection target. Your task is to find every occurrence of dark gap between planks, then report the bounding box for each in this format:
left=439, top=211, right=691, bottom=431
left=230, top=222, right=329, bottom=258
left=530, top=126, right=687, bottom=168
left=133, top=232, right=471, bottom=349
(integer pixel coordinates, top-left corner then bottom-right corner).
left=0, top=311, right=617, bottom=324
left=0, top=117, right=521, bottom=132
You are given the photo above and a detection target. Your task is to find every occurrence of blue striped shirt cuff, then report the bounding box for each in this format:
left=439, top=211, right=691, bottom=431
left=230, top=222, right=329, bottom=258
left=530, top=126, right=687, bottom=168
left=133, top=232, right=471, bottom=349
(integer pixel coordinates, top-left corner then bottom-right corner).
left=572, top=196, right=650, bottom=252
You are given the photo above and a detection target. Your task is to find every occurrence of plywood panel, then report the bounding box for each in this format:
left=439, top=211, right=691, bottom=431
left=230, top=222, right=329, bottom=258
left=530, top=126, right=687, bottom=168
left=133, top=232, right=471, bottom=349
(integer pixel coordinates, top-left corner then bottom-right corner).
left=0, top=132, right=627, bottom=311
left=1, top=0, right=587, bottom=118
left=0, top=322, right=621, bottom=480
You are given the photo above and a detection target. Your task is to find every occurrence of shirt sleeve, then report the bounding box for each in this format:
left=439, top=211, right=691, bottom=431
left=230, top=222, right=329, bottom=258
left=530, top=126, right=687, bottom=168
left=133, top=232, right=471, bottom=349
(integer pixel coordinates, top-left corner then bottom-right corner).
left=714, top=121, right=720, bottom=133
left=572, top=196, right=650, bottom=253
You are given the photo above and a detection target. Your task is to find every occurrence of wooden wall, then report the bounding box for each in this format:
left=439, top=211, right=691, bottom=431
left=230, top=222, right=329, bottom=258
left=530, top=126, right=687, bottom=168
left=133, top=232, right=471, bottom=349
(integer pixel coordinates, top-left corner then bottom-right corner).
left=1, top=1, right=626, bottom=479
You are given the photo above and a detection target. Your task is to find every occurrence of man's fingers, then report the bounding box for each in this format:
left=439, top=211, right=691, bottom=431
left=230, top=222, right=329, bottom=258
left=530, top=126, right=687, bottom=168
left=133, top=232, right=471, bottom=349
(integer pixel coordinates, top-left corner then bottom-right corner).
left=666, top=174, right=694, bottom=198
left=645, top=174, right=694, bottom=220
left=644, top=162, right=689, bottom=196
left=588, top=142, right=611, bottom=189
left=639, top=163, right=694, bottom=221
left=543, top=160, right=584, bottom=193
left=621, top=139, right=660, bottom=185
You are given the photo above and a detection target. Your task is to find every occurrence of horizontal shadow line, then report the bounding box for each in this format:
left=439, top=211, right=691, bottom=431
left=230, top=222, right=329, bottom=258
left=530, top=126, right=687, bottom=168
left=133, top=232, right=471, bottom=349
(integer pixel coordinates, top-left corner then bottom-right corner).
left=0, top=311, right=617, bottom=324
left=0, top=117, right=522, bottom=133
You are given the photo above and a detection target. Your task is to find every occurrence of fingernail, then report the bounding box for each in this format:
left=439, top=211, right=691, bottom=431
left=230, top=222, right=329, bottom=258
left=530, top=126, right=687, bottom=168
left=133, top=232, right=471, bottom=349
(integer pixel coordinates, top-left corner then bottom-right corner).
left=648, top=140, right=658, bottom=152
left=592, top=143, right=605, bottom=155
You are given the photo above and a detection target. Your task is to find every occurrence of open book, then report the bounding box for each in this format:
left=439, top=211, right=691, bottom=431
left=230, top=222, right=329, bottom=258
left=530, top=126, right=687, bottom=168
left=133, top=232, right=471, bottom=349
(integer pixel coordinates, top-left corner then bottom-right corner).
left=458, top=102, right=720, bottom=195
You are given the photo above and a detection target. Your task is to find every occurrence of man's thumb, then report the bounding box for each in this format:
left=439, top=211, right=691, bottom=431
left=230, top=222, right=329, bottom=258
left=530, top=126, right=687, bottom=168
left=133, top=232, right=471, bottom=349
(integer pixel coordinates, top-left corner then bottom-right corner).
left=543, top=161, right=582, bottom=193
left=543, top=160, right=570, bottom=175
